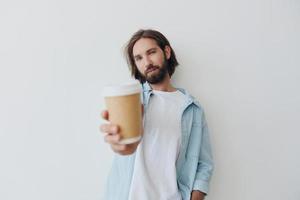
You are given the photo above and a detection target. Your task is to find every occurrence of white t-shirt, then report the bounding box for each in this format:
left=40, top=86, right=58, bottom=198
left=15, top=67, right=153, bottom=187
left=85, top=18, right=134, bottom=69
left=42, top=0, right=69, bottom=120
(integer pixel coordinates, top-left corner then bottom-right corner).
left=128, top=89, right=186, bottom=200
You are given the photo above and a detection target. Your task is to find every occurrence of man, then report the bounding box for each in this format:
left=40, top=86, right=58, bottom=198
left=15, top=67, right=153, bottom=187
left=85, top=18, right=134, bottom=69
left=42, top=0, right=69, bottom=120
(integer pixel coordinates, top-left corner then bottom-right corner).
left=100, top=29, right=214, bottom=200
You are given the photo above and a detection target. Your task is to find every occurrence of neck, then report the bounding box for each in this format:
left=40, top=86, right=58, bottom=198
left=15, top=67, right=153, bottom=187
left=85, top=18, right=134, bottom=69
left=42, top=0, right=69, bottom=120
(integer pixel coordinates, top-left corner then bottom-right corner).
left=149, top=75, right=176, bottom=92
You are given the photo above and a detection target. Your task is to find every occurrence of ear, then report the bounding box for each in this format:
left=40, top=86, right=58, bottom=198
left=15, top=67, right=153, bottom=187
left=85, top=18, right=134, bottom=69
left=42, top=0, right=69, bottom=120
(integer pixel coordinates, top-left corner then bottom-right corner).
left=164, top=46, right=171, bottom=60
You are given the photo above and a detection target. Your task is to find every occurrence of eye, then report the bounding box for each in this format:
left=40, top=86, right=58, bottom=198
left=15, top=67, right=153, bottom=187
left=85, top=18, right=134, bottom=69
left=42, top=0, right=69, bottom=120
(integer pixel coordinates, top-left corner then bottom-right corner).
left=135, top=56, right=141, bottom=61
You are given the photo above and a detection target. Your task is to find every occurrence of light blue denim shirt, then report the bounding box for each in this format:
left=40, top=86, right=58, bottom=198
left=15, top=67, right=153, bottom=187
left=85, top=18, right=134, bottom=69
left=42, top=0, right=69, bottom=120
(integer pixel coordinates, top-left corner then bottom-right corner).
left=104, top=82, right=214, bottom=200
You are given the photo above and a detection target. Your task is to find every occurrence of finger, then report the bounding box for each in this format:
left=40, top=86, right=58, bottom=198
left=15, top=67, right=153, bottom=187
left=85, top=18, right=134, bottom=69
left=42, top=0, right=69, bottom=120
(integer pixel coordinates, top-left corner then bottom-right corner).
left=101, top=110, right=109, bottom=120
left=104, top=134, right=121, bottom=144
left=99, top=124, right=119, bottom=134
left=111, top=143, right=127, bottom=152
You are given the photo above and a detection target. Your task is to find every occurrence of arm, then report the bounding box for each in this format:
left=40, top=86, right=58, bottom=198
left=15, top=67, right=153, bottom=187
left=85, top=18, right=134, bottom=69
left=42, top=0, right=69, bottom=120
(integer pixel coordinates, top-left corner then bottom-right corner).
left=192, top=112, right=214, bottom=196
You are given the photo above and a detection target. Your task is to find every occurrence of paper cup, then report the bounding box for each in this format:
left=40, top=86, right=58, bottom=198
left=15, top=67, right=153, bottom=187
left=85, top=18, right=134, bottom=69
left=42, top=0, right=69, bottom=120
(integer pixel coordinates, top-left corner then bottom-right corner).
left=102, top=82, right=142, bottom=144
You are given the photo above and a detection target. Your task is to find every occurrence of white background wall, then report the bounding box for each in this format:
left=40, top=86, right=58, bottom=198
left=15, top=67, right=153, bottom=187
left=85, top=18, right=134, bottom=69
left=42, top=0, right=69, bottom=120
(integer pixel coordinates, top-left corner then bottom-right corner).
left=0, top=0, right=299, bottom=199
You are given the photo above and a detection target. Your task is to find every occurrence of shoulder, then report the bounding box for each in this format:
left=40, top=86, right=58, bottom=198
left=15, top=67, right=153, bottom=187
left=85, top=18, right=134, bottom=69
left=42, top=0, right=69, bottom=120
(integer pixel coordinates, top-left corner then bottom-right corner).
left=177, top=88, right=205, bottom=111
left=177, top=88, right=208, bottom=127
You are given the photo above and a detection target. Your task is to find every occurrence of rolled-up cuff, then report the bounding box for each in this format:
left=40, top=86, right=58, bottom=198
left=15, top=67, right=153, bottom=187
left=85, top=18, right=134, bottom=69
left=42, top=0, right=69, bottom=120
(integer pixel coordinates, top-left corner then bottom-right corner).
left=192, top=179, right=209, bottom=195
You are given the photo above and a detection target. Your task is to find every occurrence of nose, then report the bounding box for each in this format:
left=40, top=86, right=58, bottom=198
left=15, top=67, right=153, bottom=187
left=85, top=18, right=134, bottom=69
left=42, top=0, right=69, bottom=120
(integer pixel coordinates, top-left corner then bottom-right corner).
left=143, top=55, right=152, bottom=67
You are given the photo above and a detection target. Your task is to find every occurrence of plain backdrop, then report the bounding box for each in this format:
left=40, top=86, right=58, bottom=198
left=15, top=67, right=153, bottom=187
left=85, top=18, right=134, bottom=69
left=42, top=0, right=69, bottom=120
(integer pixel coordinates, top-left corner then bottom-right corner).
left=0, top=0, right=299, bottom=200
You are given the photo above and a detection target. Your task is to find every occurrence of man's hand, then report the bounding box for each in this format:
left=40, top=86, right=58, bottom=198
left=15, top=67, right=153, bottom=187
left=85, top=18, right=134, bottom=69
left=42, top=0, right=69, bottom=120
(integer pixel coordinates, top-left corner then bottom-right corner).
left=191, top=190, right=206, bottom=200
left=99, top=110, right=140, bottom=155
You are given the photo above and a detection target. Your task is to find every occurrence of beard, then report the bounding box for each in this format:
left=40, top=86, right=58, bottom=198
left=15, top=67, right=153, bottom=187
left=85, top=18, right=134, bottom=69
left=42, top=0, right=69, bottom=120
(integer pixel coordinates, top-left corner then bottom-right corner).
left=142, top=60, right=169, bottom=84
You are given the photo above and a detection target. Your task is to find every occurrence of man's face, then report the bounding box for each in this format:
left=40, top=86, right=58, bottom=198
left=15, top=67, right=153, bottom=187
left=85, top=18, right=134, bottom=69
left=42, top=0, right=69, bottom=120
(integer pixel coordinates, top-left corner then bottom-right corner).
left=132, top=38, right=171, bottom=84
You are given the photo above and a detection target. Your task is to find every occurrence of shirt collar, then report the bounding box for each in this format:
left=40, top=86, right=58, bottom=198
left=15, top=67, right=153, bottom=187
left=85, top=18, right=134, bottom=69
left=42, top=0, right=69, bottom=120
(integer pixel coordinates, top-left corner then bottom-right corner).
left=142, top=82, right=200, bottom=108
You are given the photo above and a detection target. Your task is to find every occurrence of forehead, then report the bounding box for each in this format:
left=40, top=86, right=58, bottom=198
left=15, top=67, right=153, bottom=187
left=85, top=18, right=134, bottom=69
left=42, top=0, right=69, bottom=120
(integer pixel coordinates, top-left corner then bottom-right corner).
left=132, top=38, right=160, bottom=55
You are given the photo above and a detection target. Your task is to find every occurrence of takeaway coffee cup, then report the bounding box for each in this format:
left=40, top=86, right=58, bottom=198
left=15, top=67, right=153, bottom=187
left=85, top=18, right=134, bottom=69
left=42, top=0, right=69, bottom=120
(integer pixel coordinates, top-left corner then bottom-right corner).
left=102, top=82, right=142, bottom=144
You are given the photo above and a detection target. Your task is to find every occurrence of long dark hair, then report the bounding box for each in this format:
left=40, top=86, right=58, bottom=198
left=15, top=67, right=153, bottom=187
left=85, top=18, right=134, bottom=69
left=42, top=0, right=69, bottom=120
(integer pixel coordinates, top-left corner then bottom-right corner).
left=124, top=29, right=179, bottom=84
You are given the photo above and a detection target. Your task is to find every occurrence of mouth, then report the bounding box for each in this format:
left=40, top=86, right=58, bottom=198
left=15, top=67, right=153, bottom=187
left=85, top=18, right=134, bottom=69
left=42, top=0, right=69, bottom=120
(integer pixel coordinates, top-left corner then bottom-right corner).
left=145, top=66, right=159, bottom=74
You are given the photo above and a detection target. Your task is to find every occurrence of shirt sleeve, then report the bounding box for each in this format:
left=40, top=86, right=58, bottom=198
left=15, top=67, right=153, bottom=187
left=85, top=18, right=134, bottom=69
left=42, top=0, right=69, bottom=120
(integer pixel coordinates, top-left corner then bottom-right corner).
left=192, top=111, right=214, bottom=194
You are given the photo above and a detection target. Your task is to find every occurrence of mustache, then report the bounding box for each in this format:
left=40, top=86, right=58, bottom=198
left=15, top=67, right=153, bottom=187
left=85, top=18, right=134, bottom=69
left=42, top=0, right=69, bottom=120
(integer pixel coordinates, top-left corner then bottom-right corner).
left=145, top=65, right=159, bottom=74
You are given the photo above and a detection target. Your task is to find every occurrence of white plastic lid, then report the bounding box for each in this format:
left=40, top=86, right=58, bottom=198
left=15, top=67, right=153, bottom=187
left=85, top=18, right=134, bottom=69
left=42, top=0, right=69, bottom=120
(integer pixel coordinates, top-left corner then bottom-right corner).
left=102, top=81, right=142, bottom=97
